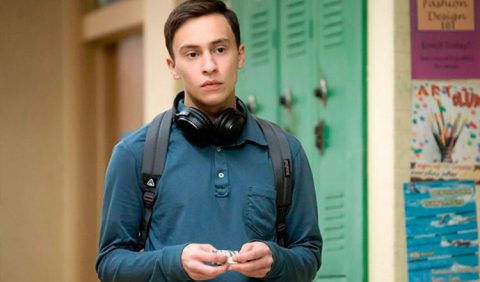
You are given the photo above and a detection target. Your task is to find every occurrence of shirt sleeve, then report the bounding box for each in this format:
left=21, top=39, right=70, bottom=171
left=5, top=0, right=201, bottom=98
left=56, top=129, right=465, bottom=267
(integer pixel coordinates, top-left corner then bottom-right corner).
left=95, top=142, right=191, bottom=282
left=263, top=142, right=323, bottom=282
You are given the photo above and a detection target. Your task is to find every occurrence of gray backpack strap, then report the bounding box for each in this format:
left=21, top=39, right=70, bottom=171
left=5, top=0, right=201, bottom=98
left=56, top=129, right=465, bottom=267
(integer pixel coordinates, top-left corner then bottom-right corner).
left=139, top=109, right=173, bottom=248
left=256, top=118, right=292, bottom=247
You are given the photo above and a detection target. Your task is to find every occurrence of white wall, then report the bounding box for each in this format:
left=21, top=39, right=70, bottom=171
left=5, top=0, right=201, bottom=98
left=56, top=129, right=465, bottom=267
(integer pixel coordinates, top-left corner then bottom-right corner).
left=368, top=0, right=396, bottom=280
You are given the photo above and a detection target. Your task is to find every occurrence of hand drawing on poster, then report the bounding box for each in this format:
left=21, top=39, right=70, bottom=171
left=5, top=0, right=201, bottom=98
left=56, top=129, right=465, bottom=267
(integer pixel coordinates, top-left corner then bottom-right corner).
left=411, top=80, right=480, bottom=164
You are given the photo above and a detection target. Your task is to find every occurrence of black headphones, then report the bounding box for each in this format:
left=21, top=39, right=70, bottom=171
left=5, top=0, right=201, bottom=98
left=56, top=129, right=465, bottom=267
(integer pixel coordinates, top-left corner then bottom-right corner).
left=173, top=92, right=247, bottom=145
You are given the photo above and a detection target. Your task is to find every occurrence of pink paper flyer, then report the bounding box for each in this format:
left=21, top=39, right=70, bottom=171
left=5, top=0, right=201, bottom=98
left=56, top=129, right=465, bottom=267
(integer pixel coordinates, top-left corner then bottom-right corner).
left=410, top=0, right=480, bottom=79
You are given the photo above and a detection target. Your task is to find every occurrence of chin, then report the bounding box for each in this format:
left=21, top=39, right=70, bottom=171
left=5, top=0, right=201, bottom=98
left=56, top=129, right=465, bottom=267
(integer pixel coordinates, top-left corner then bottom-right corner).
left=186, top=88, right=234, bottom=108
left=201, top=91, right=231, bottom=104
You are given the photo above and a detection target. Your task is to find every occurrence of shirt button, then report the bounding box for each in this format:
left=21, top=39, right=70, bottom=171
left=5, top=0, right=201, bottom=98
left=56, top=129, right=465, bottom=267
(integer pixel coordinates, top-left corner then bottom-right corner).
left=216, top=147, right=222, bottom=152
left=218, top=172, right=225, bottom=178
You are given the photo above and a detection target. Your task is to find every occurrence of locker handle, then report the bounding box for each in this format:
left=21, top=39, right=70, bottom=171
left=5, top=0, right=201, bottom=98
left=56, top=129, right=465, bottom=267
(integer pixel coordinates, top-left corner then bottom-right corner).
left=247, top=95, right=257, bottom=115
left=314, top=79, right=328, bottom=105
left=315, top=120, right=325, bottom=154
left=279, top=88, right=292, bottom=111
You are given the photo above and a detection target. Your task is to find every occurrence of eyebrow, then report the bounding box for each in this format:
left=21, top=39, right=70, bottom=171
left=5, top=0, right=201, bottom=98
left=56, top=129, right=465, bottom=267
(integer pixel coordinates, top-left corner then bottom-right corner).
left=179, top=38, right=231, bottom=52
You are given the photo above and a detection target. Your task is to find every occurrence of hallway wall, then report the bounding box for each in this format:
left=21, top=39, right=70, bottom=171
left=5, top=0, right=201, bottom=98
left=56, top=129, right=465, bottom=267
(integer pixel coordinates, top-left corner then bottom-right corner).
left=0, top=1, right=98, bottom=281
left=393, top=1, right=480, bottom=281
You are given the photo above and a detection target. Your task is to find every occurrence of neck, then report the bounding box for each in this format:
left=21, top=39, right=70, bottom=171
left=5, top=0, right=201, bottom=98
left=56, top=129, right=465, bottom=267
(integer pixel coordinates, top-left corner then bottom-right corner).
left=183, top=94, right=237, bottom=121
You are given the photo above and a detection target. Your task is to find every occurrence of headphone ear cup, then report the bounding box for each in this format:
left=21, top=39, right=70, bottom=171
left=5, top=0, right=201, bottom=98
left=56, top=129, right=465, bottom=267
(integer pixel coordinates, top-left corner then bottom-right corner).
left=175, top=108, right=213, bottom=144
left=214, top=108, right=246, bottom=145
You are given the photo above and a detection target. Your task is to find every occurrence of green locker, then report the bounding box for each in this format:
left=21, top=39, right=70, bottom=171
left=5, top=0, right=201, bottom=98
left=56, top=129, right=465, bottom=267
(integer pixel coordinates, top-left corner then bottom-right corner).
left=230, top=0, right=280, bottom=121
left=278, top=0, right=316, bottom=152
left=230, top=0, right=366, bottom=280
left=311, top=0, right=366, bottom=280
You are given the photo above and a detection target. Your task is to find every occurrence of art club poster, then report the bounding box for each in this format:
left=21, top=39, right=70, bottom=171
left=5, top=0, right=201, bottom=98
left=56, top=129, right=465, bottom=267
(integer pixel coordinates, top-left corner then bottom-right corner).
left=410, top=80, right=480, bottom=166
left=403, top=180, right=479, bottom=281
left=410, top=0, right=480, bottom=79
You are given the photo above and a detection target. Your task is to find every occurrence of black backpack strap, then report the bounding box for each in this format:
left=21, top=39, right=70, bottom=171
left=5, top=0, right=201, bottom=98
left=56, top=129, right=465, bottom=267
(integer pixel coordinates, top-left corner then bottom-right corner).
left=139, top=109, right=173, bottom=248
left=256, top=118, right=292, bottom=247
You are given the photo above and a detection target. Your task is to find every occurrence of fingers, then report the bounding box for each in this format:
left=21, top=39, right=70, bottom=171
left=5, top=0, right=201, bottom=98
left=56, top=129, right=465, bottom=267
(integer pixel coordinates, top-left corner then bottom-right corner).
left=228, top=242, right=273, bottom=278
left=190, top=245, right=228, bottom=265
left=181, top=242, right=274, bottom=279
left=228, top=255, right=272, bottom=278
left=184, top=260, right=228, bottom=280
left=233, top=242, right=269, bottom=263
left=181, top=244, right=229, bottom=281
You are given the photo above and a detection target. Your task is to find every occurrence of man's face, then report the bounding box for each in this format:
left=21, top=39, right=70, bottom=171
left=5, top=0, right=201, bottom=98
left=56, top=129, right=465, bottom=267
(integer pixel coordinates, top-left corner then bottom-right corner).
left=167, top=13, right=245, bottom=116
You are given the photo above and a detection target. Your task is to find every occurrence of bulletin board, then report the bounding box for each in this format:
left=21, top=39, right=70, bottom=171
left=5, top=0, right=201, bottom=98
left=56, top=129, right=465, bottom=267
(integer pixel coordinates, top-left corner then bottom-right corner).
left=407, top=0, right=480, bottom=280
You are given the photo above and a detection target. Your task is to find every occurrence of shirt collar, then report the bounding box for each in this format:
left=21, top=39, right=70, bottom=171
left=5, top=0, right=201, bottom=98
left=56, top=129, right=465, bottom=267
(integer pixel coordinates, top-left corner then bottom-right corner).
left=233, top=111, right=267, bottom=147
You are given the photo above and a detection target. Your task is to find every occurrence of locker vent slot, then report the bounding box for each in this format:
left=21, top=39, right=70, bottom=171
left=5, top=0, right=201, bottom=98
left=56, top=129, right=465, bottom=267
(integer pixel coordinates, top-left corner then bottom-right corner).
left=322, top=192, right=346, bottom=252
left=250, top=9, right=270, bottom=65
left=285, top=0, right=307, bottom=57
left=321, top=0, right=344, bottom=48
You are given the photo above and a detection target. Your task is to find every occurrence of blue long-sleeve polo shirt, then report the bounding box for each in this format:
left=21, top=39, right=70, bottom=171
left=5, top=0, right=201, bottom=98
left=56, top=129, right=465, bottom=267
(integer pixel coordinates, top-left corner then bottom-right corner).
left=96, top=110, right=322, bottom=282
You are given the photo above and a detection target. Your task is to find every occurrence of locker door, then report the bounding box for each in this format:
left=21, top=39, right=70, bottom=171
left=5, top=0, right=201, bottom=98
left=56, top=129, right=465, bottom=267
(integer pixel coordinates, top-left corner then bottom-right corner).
left=230, top=0, right=280, bottom=121
left=278, top=0, right=316, bottom=148
left=232, top=0, right=367, bottom=280
left=312, top=0, right=367, bottom=281
left=280, top=0, right=366, bottom=280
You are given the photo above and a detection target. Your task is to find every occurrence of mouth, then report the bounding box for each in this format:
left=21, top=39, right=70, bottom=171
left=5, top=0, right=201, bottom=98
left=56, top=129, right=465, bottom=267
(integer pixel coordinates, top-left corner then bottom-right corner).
left=201, top=80, right=222, bottom=88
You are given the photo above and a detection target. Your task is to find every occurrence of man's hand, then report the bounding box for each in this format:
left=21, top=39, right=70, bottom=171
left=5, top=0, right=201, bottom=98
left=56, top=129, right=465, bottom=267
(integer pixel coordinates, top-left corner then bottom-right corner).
left=181, top=244, right=228, bottom=281
left=228, top=242, right=273, bottom=278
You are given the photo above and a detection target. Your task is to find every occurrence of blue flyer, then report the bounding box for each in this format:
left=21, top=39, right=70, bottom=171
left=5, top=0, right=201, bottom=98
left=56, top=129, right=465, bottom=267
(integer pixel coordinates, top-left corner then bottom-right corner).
left=403, top=180, right=479, bottom=281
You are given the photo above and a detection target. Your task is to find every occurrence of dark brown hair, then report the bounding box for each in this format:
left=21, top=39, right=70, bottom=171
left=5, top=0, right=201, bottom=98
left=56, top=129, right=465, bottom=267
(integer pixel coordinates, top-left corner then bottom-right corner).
left=164, top=0, right=241, bottom=59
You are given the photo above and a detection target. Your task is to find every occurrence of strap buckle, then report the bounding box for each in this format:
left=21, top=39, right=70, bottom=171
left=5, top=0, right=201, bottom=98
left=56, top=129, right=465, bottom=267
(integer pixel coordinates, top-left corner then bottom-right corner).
left=142, top=175, right=158, bottom=208
left=142, top=188, right=156, bottom=208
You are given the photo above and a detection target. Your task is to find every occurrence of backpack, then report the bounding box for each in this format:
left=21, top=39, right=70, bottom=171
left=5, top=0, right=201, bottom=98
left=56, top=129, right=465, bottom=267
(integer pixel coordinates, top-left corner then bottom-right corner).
left=139, top=109, right=292, bottom=248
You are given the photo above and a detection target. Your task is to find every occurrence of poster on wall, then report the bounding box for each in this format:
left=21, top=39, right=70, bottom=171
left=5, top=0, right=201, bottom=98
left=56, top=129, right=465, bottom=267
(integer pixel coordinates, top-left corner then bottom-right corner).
left=410, top=0, right=480, bottom=79
left=410, top=162, right=479, bottom=183
left=410, top=80, right=480, bottom=168
left=403, top=180, right=479, bottom=281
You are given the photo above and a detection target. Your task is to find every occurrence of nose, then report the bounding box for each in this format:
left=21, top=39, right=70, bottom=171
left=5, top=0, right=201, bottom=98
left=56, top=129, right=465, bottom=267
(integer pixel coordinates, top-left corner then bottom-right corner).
left=202, top=53, right=217, bottom=74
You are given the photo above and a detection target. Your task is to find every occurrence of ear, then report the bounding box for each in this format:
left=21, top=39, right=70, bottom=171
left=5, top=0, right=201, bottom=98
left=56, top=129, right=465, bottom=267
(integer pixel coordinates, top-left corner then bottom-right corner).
left=237, top=44, right=245, bottom=69
left=166, top=57, right=181, bottom=80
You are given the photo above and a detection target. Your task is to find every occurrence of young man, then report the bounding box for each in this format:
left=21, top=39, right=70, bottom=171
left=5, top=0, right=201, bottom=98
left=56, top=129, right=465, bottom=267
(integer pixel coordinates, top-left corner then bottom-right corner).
left=96, top=1, right=322, bottom=281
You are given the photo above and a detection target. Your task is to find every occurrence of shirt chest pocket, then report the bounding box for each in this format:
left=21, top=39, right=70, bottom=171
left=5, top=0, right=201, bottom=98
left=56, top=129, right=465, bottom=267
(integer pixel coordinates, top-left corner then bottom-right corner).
left=245, top=186, right=277, bottom=239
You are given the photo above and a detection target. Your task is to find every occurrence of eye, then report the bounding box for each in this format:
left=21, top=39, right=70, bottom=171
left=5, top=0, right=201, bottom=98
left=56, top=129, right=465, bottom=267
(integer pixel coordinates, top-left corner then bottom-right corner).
left=215, top=47, right=226, bottom=54
left=186, top=51, right=199, bottom=58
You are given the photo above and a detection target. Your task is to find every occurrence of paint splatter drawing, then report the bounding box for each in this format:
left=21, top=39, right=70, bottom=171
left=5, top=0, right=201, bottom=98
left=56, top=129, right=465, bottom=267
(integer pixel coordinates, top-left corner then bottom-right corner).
left=411, top=81, right=480, bottom=164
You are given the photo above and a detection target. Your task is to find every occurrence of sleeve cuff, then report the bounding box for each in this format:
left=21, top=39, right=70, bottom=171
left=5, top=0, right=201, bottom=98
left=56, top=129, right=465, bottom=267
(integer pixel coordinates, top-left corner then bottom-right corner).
left=160, top=244, right=192, bottom=281
left=253, top=240, right=285, bottom=279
